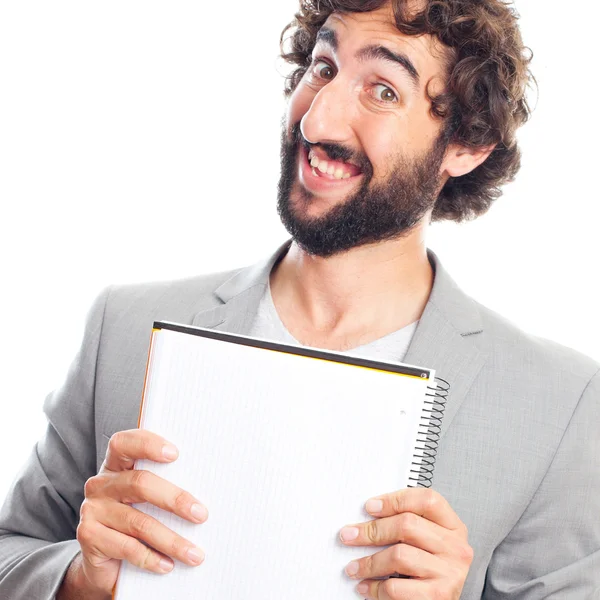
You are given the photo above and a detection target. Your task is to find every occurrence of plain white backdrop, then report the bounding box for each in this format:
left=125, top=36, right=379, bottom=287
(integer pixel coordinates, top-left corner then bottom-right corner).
left=0, top=1, right=598, bottom=500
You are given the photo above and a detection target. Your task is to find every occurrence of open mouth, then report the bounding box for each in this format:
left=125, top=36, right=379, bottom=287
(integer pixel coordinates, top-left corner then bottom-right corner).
left=306, top=148, right=363, bottom=181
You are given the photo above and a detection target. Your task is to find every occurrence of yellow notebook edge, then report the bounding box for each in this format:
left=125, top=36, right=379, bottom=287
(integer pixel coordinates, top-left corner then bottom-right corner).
left=111, top=327, right=160, bottom=600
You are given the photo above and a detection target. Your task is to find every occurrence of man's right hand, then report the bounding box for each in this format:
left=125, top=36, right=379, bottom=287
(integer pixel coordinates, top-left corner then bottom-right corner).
left=58, top=429, right=208, bottom=599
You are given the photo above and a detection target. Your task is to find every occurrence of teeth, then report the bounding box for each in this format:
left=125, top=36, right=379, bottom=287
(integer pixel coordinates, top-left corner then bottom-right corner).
left=308, top=150, right=355, bottom=179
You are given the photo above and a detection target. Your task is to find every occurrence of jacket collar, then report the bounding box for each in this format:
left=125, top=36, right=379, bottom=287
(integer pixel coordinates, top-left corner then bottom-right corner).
left=192, top=239, right=487, bottom=439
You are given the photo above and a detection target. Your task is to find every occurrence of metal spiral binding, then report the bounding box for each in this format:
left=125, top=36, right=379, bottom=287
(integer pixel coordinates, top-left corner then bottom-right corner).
left=407, top=377, right=449, bottom=488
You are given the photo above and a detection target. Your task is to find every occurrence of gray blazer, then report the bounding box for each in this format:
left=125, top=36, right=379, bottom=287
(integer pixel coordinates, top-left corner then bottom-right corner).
left=1, top=241, right=599, bottom=599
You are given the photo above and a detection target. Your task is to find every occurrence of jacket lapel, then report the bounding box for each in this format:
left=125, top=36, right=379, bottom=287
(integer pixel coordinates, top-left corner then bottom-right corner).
left=191, top=240, right=292, bottom=334
left=403, top=250, right=487, bottom=440
left=192, top=242, right=488, bottom=441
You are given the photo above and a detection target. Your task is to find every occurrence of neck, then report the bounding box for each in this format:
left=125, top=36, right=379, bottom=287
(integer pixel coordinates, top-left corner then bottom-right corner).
left=270, top=224, right=434, bottom=350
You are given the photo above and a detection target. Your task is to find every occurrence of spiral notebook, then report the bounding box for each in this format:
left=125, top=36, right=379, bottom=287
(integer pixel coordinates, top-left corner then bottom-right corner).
left=113, top=321, right=449, bottom=600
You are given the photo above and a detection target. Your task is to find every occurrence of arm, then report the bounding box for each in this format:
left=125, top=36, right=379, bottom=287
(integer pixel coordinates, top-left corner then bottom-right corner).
left=0, top=288, right=111, bottom=599
left=483, top=369, right=600, bottom=598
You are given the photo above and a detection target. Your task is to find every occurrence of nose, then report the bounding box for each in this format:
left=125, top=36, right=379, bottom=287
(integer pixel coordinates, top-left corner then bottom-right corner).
left=300, top=77, right=354, bottom=146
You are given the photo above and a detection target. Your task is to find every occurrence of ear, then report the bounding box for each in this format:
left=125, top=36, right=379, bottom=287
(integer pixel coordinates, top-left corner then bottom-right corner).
left=440, top=143, right=497, bottom=178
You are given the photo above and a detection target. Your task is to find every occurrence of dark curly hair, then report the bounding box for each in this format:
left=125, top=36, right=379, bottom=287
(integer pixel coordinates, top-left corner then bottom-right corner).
left=279, top=0, right=535, bottom=222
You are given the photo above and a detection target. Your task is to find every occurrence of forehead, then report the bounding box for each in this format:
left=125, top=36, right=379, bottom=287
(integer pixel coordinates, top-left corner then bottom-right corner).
left=320, top=7, right=449, bottom=86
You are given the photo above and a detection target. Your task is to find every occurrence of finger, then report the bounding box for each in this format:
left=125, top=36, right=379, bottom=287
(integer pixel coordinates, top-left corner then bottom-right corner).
left=357, top=576, right=432, bottom=600
left=340, top=511, right=455, bottom=553
left=102, top=469, right=208, bottom=524
left=102, top=429, right=179, bottom=472
left=364, top=488, right=464, bottom=531
left=344, top=542, right=446, bottom=582
left=78, top=520, right=176, bottom=575
left=98, top=501, right=205, bottom=567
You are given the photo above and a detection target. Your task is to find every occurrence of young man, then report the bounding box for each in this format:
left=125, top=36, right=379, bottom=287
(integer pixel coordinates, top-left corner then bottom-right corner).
left=1, top=1, right=598, bottom=599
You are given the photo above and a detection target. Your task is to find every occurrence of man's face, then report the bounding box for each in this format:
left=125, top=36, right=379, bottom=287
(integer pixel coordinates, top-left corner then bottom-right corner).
left=277, top=4, right=452, bottom=257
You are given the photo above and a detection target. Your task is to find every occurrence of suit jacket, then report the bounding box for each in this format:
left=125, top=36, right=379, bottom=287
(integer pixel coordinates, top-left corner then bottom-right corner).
left=1, top=241, right=599, bottom=599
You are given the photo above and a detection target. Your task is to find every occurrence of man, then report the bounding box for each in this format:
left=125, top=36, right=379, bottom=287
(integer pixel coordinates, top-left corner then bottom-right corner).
left=1, top=0, right=598, bottom=598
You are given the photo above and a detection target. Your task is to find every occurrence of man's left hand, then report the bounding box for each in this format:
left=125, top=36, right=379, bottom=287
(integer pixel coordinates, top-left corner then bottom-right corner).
left=339, top=487, right=473, bottom=599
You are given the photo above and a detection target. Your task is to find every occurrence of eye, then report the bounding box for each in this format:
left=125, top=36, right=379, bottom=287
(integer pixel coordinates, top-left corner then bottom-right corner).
left=310, top=59, right=335, bottom=81
left=372, top=84, right=398, bottom=103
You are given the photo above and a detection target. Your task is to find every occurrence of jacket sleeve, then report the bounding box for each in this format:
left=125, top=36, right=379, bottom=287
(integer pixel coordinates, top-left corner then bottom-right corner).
left=0, top=287, right=111, bottom=599
left=482, top=368, right=600, bottom=599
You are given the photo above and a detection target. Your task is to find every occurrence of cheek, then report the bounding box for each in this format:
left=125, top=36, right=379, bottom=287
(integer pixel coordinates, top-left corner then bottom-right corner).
left=360, top=113, right=439, bottom=179
left=404, top=105, right=443, bottom=152
left=359, top=121, right=405, bottom=179
left=286, top=82, right=317, bottom=131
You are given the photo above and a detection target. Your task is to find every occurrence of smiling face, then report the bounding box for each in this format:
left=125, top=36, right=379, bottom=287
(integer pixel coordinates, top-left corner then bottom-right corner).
left=277, top=4, right=455, bottom=257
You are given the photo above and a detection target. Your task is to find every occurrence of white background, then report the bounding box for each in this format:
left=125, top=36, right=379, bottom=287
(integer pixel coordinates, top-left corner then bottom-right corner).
left=0, top=1, right=598, bottom=500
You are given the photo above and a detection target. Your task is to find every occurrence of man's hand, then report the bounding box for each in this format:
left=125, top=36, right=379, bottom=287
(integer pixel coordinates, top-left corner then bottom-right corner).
left=59, top=429, right=208, bottom=599
left=339, top=488, right=473, bottom=600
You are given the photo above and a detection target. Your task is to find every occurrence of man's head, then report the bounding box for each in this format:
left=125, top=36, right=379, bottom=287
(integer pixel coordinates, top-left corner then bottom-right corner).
left=277, top=0, right=533, bottom=257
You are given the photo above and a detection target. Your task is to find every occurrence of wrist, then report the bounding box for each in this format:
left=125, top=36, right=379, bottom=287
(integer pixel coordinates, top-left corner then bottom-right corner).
left=57, top=553, right=111, bottom=600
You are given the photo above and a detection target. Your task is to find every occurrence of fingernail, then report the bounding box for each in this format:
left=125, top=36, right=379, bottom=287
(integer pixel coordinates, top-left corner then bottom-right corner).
left=158, top=558, right=173, bottom=573
left=340, top=526, right=359, bottom=542
left=365, top=498, right=383, bottom=513
left=357, top=582, right=369, bottom=594
left=345, top=560, right=359, bottom=576
left=162, top=444, right=178, bottom=460
left=191, top=503, right=208, bottom=522
left=187, top=547, right=205, bottom=565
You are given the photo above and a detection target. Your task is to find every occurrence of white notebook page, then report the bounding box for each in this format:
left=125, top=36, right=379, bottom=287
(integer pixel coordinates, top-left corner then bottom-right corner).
left=114, top=327, right=434, bottom=600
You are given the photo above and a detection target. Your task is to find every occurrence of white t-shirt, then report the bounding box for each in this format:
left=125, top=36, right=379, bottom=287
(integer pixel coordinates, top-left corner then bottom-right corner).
left=248, top=282, right=418, bottom=364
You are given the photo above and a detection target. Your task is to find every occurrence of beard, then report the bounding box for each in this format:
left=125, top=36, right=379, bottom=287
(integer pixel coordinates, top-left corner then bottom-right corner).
left=277, top=121, right=448, bottom=258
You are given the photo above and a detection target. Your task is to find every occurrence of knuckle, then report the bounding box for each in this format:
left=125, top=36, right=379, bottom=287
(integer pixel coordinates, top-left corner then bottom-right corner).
left=75, top=522, right=87, bottom=545
left=390, top=493, right=404, bottom=514
left=138, top=433, right=154, bottom=457
left=361, top=553, right=374, bottom=577
left=76, top=521, right=94, bottom=547
left=382, top=577, right=402, bottom=599
left=120, top=536, right=141, bottom=562
left=131, top=469, right=151, bottom=492
left=172, top=489, right=192, bottom=514
left=84, top=475, right=102, bottom=497
left=428, top=589, right=442, bottom=600
left=138, top=545, right=155, bottom=571
left=431, top=587, right=450, bottom=600
left=458, top=541, right=474, bottom=564
left=423, top=488, right=441, bottom=510
left=79, top=499, right=96, bottom=521
left=399, top=511, right=418, bottom=533
left=365, top=519, right=379, bottom=544
left=108, top=431, right=127, bottom=455
left=168, top=535, right=187, bottom=558
left=129, top=512, right=154, bottom=537
left=460, top=520, right=470, bottom=539
left=391, top=543, right=407, bottom=565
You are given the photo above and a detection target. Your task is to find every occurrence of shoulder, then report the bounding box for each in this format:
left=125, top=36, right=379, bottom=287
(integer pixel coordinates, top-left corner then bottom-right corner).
left=87, top=267, right=244, bottom=339
left=473, top=297, right=599, bottom=399
left=107, top=267, right=242, bottom=312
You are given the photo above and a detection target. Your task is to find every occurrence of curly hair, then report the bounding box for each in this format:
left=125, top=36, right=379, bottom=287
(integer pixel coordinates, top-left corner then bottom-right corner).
left=279, top=0, right=535, bottom=223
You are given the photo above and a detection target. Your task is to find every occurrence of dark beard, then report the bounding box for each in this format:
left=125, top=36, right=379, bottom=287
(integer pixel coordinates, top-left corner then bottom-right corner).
left=277, top=122, right=448, bottom=258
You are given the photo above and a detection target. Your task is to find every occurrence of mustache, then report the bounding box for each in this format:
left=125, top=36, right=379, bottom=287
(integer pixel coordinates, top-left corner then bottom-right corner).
left=290, top=122, right=373, bottom=178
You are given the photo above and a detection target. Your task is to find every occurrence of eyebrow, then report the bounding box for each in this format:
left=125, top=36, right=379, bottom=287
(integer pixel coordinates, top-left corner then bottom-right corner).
left=315, top=26, right=420, bottom=90
left=315, top=27, right=338, bottom=51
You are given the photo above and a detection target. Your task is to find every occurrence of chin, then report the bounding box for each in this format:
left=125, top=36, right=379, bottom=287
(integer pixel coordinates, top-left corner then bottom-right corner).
left=289, top=195, right=336, bottom=223
left=290, top=181, right=354, bottom=221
